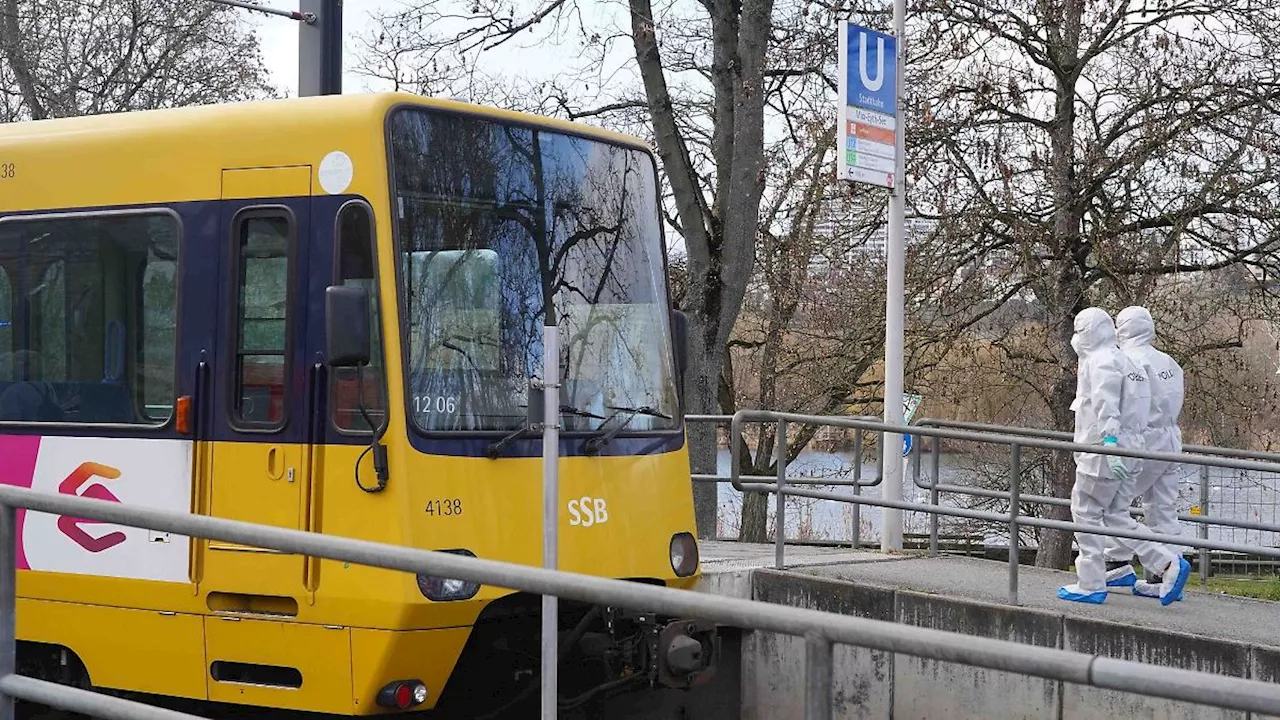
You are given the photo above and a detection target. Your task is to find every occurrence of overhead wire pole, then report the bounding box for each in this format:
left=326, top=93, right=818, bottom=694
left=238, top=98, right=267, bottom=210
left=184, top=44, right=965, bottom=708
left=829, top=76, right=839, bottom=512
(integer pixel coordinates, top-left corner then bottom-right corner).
left=203, top=0, right=342, bottom=97
left=299, top=0, right=343, bottom=96
left=541, top=322, right=561, bottom=719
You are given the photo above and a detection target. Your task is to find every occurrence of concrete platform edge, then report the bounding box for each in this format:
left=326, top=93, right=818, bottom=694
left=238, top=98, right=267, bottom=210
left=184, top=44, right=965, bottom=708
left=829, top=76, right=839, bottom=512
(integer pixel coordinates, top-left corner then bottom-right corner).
left=718, top=567, right=1280, bottom=720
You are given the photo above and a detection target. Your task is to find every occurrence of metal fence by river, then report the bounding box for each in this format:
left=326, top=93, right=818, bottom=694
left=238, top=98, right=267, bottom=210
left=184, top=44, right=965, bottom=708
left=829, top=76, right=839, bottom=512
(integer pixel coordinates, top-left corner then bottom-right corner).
left=712, top=446, right=1280, bottom=573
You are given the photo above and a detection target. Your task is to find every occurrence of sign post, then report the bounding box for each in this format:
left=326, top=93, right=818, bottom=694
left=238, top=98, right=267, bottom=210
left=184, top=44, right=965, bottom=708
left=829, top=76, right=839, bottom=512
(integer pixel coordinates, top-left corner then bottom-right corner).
left=838, top=19, right=905, bottom=550
left=902, top=393, right=922, bottom=457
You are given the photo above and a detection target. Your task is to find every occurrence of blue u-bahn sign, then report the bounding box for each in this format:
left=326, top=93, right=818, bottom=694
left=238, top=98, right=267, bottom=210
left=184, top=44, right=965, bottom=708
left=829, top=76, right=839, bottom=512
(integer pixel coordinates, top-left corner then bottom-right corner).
left=843, top=23, right=897, bottom=116
left=837, top=21, right=900, bottom=188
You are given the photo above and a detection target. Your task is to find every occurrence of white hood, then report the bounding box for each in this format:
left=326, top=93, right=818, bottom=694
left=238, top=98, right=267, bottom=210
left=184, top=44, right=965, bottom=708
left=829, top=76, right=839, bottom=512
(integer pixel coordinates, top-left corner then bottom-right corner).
left=1072, top=307, right=1117, bottom=356
left=1116, top=305, right=1155, bottom=350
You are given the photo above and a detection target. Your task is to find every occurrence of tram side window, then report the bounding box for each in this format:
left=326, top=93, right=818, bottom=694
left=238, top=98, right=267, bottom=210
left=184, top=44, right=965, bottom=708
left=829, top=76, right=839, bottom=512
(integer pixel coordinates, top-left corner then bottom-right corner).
left=0, top=213, right=180, bottom=425
left=332, top=203, right=386, bottom=432
left=232, top=215, right=291, bottom=428
left=141, top=254, right=178, bottom=420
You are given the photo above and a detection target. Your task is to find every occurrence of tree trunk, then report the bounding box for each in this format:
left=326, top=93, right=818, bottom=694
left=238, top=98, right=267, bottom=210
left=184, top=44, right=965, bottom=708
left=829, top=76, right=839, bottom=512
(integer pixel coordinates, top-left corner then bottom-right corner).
left=738, top=417, right=774, bottom=543
left=739, top=477, right=771, bottom=543
left=685, top=312, right=724, bottom=538
left=1037, top=330, right=1079, bottom=568
left=1035, top=0, right=1085, bottom=569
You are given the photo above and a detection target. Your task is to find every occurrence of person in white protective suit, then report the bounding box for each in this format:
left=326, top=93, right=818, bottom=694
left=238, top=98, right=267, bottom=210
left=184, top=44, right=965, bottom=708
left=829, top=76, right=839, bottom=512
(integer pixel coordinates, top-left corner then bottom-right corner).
left=1058, top=307, right=1191, bottom=606
left=1101, top=306, right=1189, bottom=600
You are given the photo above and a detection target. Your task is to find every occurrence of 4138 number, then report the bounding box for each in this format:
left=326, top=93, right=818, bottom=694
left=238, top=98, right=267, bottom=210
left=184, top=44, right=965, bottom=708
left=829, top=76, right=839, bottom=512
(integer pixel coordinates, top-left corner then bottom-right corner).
left=425, top=499, right=462, bottom=516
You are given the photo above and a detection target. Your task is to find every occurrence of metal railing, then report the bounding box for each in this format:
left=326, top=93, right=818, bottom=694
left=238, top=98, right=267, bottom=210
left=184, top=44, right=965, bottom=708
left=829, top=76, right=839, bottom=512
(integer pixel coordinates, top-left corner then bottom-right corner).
left=7, top=483, right=1280, bottom=717
left=694, top=410, right=1280, bottom=608
left=913, top=418, right=1280, bottom=585
left=687, top=413, right=885, bottom=558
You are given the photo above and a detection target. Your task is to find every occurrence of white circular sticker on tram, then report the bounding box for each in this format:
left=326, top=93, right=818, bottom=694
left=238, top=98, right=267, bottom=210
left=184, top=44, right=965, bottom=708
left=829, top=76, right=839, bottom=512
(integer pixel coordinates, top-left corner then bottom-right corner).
left=319, top=151, right=354, bottom=194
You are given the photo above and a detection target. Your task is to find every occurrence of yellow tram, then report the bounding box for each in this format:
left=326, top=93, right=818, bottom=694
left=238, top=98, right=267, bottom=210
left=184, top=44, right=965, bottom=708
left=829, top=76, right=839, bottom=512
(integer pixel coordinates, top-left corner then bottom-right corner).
left=0, top=91, right=713, bottom=716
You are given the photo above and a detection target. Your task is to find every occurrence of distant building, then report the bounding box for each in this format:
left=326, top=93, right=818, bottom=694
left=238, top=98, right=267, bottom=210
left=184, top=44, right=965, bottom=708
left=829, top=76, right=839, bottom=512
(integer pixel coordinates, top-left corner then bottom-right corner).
left=810, top=214, right=938, bottom=260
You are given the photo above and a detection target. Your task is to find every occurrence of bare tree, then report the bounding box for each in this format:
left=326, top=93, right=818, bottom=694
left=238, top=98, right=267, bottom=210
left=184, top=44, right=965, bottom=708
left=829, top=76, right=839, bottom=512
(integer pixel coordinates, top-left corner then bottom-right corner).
left=911, top=0, right=1280, bottom=567
left=0, top=0, right=275, bottom=122
left=722, top=116, right=887, bottom=541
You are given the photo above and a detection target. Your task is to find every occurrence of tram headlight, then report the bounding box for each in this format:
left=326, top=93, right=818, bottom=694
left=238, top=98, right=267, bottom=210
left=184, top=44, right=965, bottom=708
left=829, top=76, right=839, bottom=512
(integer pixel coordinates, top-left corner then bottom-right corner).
left=416, top=549, right=481, bottom=601
left=669, top=532, right=699, bottom=577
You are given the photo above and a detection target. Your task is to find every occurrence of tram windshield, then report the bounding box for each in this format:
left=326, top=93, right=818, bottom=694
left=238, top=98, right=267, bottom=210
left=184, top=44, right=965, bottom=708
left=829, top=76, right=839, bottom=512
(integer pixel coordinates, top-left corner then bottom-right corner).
left=387, top=107, right=679, bottom=434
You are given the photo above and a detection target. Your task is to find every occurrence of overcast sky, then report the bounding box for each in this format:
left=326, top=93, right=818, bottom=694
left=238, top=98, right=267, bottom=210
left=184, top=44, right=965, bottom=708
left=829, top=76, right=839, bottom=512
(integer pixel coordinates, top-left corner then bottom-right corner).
left=248, top=1, right=398, bottom=96
left=246, top=0, right=596, bottom=97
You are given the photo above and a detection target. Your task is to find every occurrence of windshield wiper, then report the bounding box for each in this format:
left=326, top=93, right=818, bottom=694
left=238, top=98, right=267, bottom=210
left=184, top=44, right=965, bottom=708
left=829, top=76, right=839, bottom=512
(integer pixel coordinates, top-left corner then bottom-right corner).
left=485, top=403, right=608, bottom=459
left=561, top=404, right=609, bottom=421
left=485, top=424, right=530, bottom=459
left=583, top=405, right=672, bottom=456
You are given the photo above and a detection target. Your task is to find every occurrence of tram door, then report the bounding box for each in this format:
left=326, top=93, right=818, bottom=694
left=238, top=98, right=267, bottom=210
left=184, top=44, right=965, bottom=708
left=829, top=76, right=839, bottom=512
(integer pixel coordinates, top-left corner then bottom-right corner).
left=201, top=166, right=315, bottom=604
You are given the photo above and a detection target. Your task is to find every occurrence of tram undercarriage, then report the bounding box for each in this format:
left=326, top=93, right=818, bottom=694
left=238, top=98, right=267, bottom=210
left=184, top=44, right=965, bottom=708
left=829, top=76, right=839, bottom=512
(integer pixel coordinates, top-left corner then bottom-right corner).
left=434, top=590, right=719, bottom=719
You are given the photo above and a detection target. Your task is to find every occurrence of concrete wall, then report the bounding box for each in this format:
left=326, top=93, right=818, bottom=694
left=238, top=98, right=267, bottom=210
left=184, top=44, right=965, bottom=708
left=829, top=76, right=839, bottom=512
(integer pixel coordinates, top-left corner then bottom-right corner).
left=1251, top=647, right=1280, bottom=720
left=748, top=574, right=893, bottom=719
left=1064, top=617, right=1248, bottom=720
left=895, top=589, right=1061, bottom=719
left=731, top=569, right=1280, bottom=720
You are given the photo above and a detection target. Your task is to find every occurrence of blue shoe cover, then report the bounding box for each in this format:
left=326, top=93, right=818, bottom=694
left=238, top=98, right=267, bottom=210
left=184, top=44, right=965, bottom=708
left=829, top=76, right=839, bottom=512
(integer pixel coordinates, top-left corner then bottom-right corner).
left=1058, top=585, right=1107, bottom=604
left=1105, top=564, right=1137, bottom=588
left=1160, top=558, right=1191, bottom=607
left=1133, top=580, right=1181, bottom=601
left=1106, top=571, right=1137, bottom=588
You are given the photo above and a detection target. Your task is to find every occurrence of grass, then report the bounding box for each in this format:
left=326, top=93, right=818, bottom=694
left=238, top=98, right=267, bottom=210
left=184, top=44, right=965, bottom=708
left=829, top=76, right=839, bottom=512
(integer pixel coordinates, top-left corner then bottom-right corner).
left=1203, top=577, right=1280, bottom=601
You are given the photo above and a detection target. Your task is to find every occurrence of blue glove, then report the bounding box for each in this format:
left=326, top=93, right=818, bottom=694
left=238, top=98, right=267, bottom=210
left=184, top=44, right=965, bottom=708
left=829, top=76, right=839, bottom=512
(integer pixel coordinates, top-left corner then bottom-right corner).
left=1102, top=435, right=1128, bottom=481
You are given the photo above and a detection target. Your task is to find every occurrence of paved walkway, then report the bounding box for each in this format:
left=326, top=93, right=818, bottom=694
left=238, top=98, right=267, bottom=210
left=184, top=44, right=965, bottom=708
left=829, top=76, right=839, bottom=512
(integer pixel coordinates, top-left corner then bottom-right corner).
left=699, top=541, right=1280, bottom=648
left=698, top=540, right=904, bottom=573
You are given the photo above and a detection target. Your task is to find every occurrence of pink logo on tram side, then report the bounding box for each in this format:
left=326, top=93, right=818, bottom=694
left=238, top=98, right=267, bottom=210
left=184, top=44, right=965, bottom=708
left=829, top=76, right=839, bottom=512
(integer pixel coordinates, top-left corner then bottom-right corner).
left=0, top=434, right=191, bottom=583
left=57, top=462, right=126, bottom=553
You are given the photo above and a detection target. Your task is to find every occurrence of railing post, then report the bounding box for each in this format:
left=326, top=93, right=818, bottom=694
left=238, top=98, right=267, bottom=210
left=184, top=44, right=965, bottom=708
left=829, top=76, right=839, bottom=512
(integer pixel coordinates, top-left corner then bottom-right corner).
left=776, top=419, right=787, bottom=570
left=852, top=431, right=863, bottom=550
left=930, top=435, right=940, bottom=558
left=1200, top=464, right=1210, bottom=586
left=804, top=631, right=833, bottom=720
left=851, top=485, right=862, bottom=550
left=1008, top=444, right=1021, bottom=606
left=876, top=429, right=885, bottom=483
left=853, top=431, right=864, bottom=484
left=0, top=503, right=15, bottom=720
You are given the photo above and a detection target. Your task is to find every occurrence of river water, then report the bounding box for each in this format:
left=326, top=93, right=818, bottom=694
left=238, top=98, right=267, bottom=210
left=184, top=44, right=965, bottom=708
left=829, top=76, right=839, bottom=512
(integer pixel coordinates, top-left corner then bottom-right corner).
left=712, top=448, right=1280, bottom=551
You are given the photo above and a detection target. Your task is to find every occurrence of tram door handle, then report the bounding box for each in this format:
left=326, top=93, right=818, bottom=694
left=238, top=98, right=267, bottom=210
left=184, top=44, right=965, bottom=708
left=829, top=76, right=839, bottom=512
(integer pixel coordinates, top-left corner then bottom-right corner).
left=266, top=446, right=293, bottom=482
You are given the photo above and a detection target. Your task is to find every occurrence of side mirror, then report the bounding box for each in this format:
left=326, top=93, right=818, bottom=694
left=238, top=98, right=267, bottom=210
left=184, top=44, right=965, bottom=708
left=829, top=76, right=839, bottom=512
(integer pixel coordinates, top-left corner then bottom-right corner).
left=325, top=285, right=371, bottom=368
left=671, top=310, right=689, bottom=400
